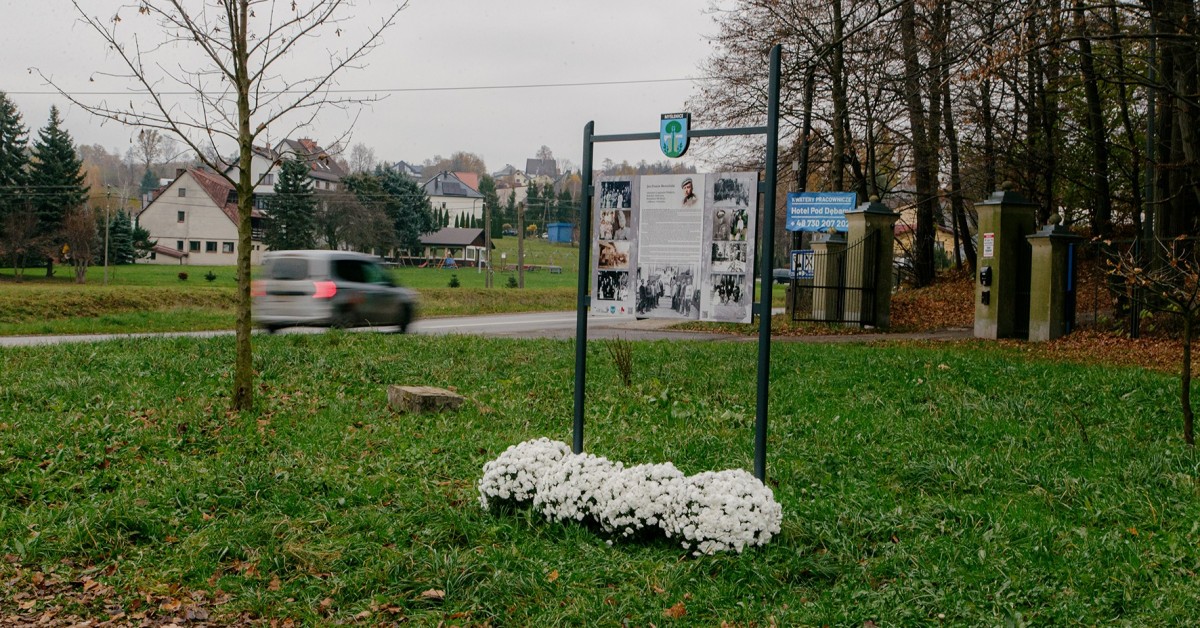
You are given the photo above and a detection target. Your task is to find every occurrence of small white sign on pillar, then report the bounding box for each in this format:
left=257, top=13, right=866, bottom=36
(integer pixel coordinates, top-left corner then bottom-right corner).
left=982, top=232, right=995, bottom=259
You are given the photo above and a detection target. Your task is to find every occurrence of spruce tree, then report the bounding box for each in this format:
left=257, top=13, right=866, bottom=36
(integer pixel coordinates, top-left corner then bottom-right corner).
left=264, top=157, right=317, bottom=251
left=140, top=169, right=159, bottom=196
left=0, top=91, right=29, bottom=221
left=106, top=209, right=135, bottom=264
left=29, top=106, right=88, bottom=276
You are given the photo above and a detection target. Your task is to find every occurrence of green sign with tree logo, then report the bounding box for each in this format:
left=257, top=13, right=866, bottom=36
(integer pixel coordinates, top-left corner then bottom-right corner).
left=660, top=113, right=690, bottom=158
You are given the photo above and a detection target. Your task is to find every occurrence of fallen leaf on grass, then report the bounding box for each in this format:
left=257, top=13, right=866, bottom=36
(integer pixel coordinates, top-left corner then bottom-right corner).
left=663, top=602, right=687, bottom=619
left=268, top=576, right=281, bottom=591
left=546, top=570, right=559, bottom=583
left=652, top=585, right=666, bottom=595
left=419, top=589, right=445, bottom=602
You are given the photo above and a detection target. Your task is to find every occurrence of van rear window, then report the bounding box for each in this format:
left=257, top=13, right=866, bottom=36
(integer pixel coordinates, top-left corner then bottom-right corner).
left=267, top=258, right=310, bottom=280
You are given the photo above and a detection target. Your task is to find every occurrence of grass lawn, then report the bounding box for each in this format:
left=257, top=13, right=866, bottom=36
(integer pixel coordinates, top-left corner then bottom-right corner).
left=0, top=241, right=585, bottom=336
left=2, top=334, right=1198, bottom=624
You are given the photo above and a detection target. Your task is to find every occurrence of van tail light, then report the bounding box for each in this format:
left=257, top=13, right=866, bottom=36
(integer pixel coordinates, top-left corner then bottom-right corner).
left=251, top=280, right=265, bottom=297
left=312, top=281, right=337, bottom=299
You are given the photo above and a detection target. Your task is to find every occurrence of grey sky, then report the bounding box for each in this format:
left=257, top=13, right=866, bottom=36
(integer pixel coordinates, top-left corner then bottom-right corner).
left=2, top=0, right=727, bottom=174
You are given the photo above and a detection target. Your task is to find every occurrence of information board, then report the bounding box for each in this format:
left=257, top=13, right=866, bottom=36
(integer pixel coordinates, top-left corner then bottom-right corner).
left=591, top=173, right=759, bottom=323
left=785, top=192, right=856, bottom=232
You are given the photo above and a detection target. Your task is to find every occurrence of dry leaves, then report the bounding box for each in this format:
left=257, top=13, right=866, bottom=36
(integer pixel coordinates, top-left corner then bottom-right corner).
left=663, top=601, right=687, bottom=619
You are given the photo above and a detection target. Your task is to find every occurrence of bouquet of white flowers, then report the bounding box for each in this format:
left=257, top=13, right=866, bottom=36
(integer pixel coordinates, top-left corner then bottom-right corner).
left=594, top=462, right=685, bottom=539
left=663, top=469, right=783, bottom=556
left=478, top=439, right=783, bottom=555
left=533, top=451, right=621, bottom=524
left=477, top=437, right=571, bottom=510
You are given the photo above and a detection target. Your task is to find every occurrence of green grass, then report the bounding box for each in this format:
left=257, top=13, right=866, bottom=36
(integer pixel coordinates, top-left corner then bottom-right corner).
left=0, top=243, right=584, bottom=335
left=2, top=335, right=1198, bottom=624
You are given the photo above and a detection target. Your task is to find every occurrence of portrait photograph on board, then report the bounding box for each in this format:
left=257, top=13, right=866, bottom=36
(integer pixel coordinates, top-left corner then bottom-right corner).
left=596, top=270, right=630, bottom=302
left=598, top=209, right=633, bottom=241
left=599, top=181, right=632, bottom=209
left=598, top=240, right=632, bottom=270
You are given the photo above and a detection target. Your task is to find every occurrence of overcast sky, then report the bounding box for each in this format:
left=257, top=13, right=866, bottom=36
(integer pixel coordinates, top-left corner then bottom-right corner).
left=2, top=0, right=732, bottom=175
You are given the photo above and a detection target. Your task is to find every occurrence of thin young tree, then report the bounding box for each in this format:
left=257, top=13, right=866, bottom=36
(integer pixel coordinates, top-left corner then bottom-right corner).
left=42, top=1, right=405, bottom=411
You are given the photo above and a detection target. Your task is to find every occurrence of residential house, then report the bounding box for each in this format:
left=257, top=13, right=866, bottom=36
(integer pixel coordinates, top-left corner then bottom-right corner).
left=893, top=205, right=959, bottom=262
left=524, top=158, right=559, bottom=186
left=419, top=227, right=492, bottom=267
left=491, top=164, right=529, bottom=187
left=392, top=161, right=424, bottom=180
left=225, top=138, right=348, bottom=200
left=422, top=171, right=484, bottom=224
left=137, top=168, right=267, bottom=265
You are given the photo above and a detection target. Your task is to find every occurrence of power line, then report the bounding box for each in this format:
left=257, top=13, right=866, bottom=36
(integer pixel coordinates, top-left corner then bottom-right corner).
left=8, top=76, right=722, bottom=98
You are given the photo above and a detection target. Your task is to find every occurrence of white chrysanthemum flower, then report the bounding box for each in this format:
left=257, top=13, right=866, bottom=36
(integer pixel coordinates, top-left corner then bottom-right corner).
left=665, top=469, right=783, bottom=555
left=533, top=451, right=622, bottom=524
left=477, top=438, right=571, bottom=510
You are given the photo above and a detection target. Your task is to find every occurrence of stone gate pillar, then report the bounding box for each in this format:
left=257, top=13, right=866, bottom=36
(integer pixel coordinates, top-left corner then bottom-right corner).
left=974, top=184, right=1038, bottom=339
left=845, top=196, right=901, bottom=327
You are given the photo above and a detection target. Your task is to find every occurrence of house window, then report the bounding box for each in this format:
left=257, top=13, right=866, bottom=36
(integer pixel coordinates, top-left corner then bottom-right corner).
left=329, top=182, right=336, bottom=191
left=206, top=241, right=218, bottom=253
left=178, top=187, right=187, bottom=197
left=263, top=174, right=274, bottom=186
left=222, top=242, right=234, bottom=254
left=176, top=240, right=184, bottom=251
left=189, top=241, right=201, bottom=252
left=177, top=211, right=185, bottom=223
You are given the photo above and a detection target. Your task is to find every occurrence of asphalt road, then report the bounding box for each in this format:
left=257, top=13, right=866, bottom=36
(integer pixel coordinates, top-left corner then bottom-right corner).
left=0, top=311, right=735, bottom=348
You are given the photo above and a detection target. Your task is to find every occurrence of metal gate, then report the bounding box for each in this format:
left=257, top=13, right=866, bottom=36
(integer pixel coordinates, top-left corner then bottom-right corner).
left=789, top=231, right=879, bottom=326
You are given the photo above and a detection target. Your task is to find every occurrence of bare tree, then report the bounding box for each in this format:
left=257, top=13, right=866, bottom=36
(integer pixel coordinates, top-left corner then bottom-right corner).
left=348, top=142, right=377, bottom=173
left=41, top=0, right=405, bottom=411
left=3, top=206, right=38, bottom=281
left=63, top=206, right=97, bottom=284
left=1108, top=236, right=1200, bottom=446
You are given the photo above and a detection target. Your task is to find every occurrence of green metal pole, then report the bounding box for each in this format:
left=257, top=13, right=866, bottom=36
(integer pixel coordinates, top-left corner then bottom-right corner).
left=573, top=121, right=596, bottom=454
left=754, top=45, right=783, bottom=481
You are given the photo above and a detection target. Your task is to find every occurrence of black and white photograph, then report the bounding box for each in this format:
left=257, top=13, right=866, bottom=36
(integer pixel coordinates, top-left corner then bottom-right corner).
left=728, top=207, right=750, bottom=241
left=705, top=273, right=751, bottom=321
left=596, top=270, right=630, bottom=302
left=713, top=176, right=752, bottom=206
left=712, top=207, right=734, bottom=240
left=636, top=264, right=700, bottom=319
left=710, top=242, right=747, bottom=273
left=599, top=209, right=633, bottom=241
left=598, top=240, right=631, bottom=270
left=599, top=181, right=632, bottom=209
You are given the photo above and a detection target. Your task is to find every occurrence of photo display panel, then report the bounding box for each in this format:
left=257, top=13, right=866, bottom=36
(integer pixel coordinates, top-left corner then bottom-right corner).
left=591, top=172, right=758, bottom=323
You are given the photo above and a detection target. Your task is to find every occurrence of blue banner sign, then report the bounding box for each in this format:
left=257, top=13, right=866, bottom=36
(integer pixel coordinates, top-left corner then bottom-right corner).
left=785, top=192, right=857, bottom=232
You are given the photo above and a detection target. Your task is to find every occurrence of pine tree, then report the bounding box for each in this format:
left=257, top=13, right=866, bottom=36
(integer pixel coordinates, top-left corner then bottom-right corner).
left=140, top=169, right=159, bottom=196
left=264, top=157, right=317, bottom=251
left=29, top=106, right=88, bottom=276
left=504, top=191, right=516, bottom=233
left=106, top=209, right=135, bottom=264
left=0, top=91, right=29, bottom=221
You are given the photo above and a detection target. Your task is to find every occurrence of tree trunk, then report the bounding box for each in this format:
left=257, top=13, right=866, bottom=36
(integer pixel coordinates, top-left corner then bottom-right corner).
left=231, top=0, right=254, bottom=412
left=830, top=0, right=847, bottom=191
left=1184, top=316, right=1194, bottom=446
left=1074, top=1, right=1114, bottom=239
left=900, top=0, right=938, bottom=286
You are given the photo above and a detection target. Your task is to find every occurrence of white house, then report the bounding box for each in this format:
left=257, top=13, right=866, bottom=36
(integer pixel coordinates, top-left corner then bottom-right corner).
left=422, top=171, right=484, bottom=224
left=225, top=138, right=348, bottom=199
left=137, top=168, right=267, bottom=265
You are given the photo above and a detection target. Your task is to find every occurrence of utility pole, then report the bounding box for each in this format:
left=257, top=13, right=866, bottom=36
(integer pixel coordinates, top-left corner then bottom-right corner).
left=518, top=201, right=526, bottom=289
left=104, top=187, right=112, bottom=285
left=484, top=197, right=492, bottom=287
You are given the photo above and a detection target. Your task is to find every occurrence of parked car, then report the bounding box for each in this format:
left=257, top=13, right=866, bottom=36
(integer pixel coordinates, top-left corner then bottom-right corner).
left=252, top=250, right=418, bottom=333
left=772, top=267, right=800, bottom=284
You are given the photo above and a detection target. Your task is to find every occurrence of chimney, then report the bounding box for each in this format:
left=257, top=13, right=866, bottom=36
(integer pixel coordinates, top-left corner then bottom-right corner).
left=175, top=168, right=187, bottom=179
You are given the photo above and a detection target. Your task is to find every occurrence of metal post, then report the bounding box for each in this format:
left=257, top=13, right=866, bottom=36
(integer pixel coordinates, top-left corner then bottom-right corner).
left=573, top=121, right=596, bottom=454
left=104, top=189, right=111, bottom=285
left=754, top=44, right=782, bottom=481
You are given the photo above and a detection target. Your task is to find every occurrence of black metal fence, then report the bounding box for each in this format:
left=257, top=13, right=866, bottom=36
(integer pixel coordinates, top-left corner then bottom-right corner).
left=789, top=231, right=880, bottom=326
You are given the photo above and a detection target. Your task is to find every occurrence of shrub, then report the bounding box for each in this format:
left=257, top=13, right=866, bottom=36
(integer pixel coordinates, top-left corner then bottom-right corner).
left=177, top=272, right=188, bottom=281
left=506, top=275, right=519, bottom=289
left=204, top=271, right=217, bottom=282
left=448, top=274, right=460, bottom=288
left=477, top=438, right=572, bottom=510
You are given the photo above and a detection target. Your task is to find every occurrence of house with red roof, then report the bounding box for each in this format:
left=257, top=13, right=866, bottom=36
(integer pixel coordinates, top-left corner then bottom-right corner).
left=137, top=168, right=267, bottom=265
